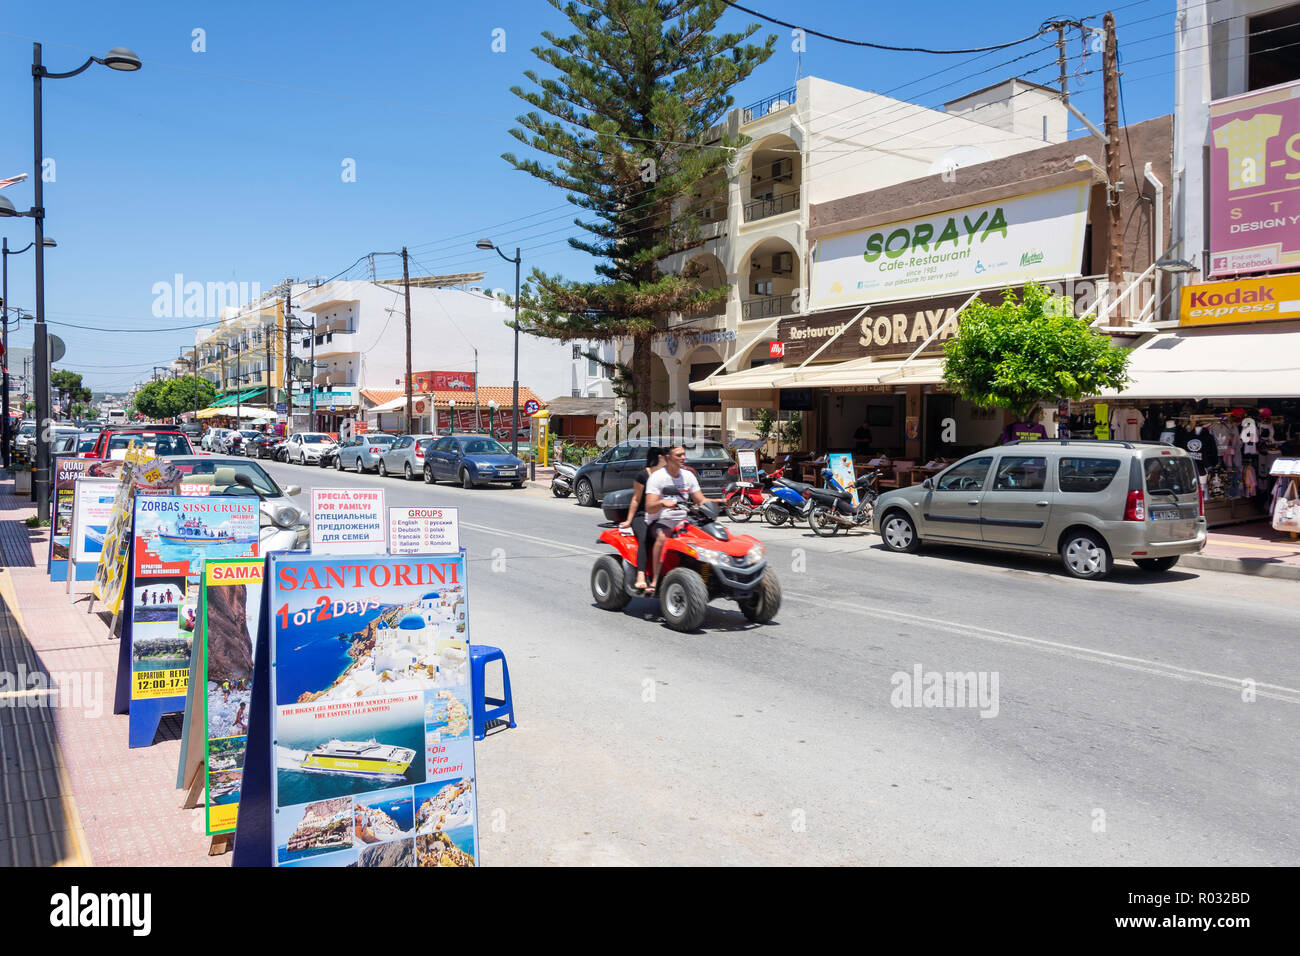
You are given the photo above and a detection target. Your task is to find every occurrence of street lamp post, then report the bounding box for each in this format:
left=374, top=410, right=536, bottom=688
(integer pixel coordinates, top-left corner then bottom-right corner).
left=1, top=235, right=55, bottom=468
left=488, top=399, right=498, bottom=438
left=475, top=240, right=522, bottom=457
left=448, top=398, right=456, bottom=435
left=0, top=41, right=140, bottom=519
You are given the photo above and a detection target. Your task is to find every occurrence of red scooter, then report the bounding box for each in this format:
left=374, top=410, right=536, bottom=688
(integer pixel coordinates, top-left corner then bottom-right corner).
left=722, top=464, right=786, bottom=522
left=590, top=501, right=781, bottom=632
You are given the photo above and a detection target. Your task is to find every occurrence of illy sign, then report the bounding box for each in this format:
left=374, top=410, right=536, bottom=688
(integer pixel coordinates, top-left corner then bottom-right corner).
left=769, top=342, right=785, bottom=358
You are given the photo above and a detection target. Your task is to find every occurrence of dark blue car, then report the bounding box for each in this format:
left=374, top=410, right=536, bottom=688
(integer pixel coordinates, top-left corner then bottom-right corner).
left=422, top=434, right=528, bottom=488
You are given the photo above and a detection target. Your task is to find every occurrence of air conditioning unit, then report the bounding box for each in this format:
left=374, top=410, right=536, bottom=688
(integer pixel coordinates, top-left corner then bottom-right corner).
left=771, top=158, right=793, bottom=182
left=772, top=252, right=793, bottom=275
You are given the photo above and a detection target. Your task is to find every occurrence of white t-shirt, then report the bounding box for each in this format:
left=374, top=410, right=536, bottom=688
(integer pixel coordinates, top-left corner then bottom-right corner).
left=646, top=468, right=701, bottom=525
left=1110, top=406, right=1146, bottom=441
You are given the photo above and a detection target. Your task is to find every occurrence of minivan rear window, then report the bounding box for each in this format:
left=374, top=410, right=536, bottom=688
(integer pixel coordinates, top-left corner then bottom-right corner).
left=1058, top=457, right=1121, bottom=493
left=1143, top=456, right=1198, bottom=496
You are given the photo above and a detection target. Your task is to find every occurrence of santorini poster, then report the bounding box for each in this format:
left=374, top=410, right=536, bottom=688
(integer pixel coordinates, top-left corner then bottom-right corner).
left=265, top=552, right=478, bottom=866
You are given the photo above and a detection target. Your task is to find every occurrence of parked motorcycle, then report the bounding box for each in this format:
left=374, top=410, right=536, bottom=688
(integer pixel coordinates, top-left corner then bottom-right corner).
left=552, top=460, right=577, bottom=498
left=807, top=469, right=879, bottom=537
left=758, top=476, right=818, bottom=527
left=723, top=465, right=785, bottom=522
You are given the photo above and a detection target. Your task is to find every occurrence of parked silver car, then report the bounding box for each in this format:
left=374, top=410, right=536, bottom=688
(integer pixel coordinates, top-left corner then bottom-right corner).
left=282, top=432, right=336, bottom=465
left=377, top=434, right=435, bottom=479
left=872, top=439, right=1207, bottom=579
left=201, top=427, right=233, bottom=452
left=335, top=433, right=398, bottom=473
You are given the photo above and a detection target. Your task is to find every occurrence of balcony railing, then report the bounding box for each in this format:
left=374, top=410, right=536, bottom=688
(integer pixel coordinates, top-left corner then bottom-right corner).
left=743, top=189, right=799, bottom=223
left=741, top=87, right=797, bottom=124
left=742, top=294, right=796, bottom=320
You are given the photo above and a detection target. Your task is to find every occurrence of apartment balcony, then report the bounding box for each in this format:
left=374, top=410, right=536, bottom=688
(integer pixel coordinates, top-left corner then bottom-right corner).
left=312, top=330, right=360, bottom=358
left=741, top=293, right=797, bottom=321
left=743, top=187, right=799, bottom=223
left=741, top=87, right=797, bottom=125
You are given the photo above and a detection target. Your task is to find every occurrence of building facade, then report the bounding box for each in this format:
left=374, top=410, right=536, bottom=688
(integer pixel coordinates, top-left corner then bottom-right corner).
left=614, top=74, right=1072, bottom=435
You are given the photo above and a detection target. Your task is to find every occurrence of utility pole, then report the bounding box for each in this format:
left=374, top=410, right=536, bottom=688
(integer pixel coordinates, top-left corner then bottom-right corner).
left=284, top=287, right=294, bottom=432
left=265, top=320, right=273, bottom=419
left=309, top=313, right=317, bottom=430
left=1103, top=11, right=1124, bottom=327
left=401, top=246, right=414, bottom=435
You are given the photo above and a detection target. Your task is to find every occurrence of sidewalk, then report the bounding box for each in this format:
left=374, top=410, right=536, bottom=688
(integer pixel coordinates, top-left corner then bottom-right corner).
left=0, top=477, right=225, bottom=866
left=1182, top=520, right=1300, bottom=581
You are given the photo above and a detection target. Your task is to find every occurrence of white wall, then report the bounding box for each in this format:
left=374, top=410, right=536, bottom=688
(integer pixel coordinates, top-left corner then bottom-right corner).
left=296, top=280, right=571, bottom=399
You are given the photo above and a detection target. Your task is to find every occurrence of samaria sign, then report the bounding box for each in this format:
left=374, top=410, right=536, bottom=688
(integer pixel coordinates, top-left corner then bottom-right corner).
left=809, top=182, right=1090, bottom=311
left=1209, top=79, right=1300, bottom=276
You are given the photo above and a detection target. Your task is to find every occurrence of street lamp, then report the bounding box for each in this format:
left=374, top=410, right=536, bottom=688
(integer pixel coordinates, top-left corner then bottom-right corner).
left=448, top=398, right=456, bottom=434
left=0, top=41, right=141, bottom=520
left=475, top=239, right=522, bottom=456
left=0, top=232, right=56, bottom=468
left=488, top=399, right=498, bottom=437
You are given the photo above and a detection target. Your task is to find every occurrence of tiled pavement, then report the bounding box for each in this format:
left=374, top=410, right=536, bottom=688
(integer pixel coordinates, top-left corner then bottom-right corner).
left=0, top=480, right=226, bottom=866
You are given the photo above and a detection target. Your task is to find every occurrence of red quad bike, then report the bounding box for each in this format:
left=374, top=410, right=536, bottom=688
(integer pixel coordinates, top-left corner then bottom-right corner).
left=590, top=500, right=781, bottom=632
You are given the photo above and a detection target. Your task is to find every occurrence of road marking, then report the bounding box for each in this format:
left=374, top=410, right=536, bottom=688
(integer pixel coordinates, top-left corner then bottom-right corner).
left=783, top=593, right=1300, bottom=704
left=459, top=521, right=607, bottom=557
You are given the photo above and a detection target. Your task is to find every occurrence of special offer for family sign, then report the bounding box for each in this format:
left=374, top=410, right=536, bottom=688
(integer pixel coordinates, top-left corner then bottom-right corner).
left=310, top=488, right=386, bottom=553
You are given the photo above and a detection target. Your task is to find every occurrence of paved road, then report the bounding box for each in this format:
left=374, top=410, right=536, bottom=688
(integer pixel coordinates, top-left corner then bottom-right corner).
left=262, top=457, right=1300, bottom=866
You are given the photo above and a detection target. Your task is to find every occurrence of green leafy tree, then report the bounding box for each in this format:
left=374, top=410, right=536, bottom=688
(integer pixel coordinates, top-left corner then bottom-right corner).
left=942, top=283, right=1131, bottom=423
left=503, top=0, right=774, bottom=414
left=130, top=378, right=215, bottom=420
left=51, top=369, right=93, bottom=416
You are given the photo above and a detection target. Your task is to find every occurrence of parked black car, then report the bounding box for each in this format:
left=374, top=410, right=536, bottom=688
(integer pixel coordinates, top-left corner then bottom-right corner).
left=245, top=434, right=283, bottom=459
left=318, top=443, right=341, bottom=469
left=571, top=438, right=732, bottom=507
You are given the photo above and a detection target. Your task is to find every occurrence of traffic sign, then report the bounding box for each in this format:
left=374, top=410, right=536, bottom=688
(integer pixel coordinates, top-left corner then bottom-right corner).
left=523, top=399, right=540, bottom=415
left=49, top=334, right=66, bottom=363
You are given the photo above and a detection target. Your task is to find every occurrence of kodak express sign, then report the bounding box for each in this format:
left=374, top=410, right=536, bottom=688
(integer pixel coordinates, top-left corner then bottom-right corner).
left=1179, top=274, right=1300, bottom=326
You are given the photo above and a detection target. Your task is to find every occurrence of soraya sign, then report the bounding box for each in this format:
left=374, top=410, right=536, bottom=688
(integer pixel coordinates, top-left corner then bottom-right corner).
left=1208, top=79, right=1300, bottom=276
left=779, top=280, right=1100, bottom=364
left=809, top=182, right=1090, bottom=311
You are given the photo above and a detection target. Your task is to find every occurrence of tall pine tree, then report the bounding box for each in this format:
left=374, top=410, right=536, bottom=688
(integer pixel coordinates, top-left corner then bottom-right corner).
left=504, top=0, right=774, bottom=414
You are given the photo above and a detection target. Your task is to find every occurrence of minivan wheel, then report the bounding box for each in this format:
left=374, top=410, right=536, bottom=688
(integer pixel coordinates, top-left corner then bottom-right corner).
left=1061, top=531, right=1111, bottom=579
left=881, top=510, right=919, bottom=553
left=1134, top=556, right=1179, bottom=573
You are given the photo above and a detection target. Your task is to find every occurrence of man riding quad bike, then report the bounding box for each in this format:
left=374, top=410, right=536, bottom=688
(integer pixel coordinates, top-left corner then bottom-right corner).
left=590, top=499, right=781, bottom=632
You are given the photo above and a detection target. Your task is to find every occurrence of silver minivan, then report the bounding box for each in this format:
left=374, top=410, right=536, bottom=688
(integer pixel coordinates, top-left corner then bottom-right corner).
left=872, top=440, right=1208, bottom=579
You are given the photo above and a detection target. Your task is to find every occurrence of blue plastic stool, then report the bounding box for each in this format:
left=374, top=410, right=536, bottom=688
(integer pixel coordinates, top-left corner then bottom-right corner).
left=470, top=644, right=516, bottom=741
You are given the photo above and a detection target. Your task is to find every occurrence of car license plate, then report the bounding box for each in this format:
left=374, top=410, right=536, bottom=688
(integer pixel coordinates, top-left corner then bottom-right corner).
left=702, top=469, right=722, bottom=478
left=1151, top=507, right=1180, bottom=520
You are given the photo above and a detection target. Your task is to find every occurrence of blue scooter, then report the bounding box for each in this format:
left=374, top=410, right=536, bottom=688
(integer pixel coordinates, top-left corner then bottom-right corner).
left=758, top=475, right=817, bottom=527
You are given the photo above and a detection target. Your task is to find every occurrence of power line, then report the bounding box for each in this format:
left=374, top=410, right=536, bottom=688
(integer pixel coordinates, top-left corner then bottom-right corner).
left=720, top=1, right=1052, bottom=53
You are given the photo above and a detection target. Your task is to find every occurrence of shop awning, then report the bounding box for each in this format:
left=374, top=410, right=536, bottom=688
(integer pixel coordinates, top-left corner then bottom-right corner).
left=1107, top=325, right=1300, bottom=399
left=370, top=395, right=412, bottom=413
left=211, top=387, right=266, bottom=408
left=693, top=356, right=946, bottom=391
left=195, top=404, right=275, bottom=420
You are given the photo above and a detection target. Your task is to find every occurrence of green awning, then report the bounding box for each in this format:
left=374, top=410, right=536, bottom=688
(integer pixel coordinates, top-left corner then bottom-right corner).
left=211, top=387, right=266, bottom=408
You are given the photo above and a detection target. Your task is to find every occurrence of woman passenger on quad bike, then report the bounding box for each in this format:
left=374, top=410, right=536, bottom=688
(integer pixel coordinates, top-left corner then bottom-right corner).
left=619, top=445, right=667, bottom=594
left=645, top=444, right=716, bottom=588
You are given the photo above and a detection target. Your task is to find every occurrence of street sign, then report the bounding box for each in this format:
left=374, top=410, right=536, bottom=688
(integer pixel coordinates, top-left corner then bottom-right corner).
left=275, top=402, right=287, bottom=415
left=523, top=399, right=540, bottom=415
left=49, top=334, right=66, bottom=363
left=329, top=404, right=335, bottom=412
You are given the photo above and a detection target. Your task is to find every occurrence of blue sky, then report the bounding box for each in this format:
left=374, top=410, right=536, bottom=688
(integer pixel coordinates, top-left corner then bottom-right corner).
left=0, top=0, right=1175, bottom=392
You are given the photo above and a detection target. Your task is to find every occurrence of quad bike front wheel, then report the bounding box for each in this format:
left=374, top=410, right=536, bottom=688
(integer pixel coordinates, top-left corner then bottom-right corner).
left=591, top=555, right=631, bottom=611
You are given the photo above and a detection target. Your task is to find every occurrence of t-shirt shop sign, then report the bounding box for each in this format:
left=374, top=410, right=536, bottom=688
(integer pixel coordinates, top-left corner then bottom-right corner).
left=1209, top=79, right=1300, bottom=275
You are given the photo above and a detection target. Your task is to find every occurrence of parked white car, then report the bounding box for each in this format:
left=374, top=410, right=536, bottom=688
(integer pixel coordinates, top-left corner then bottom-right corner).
left=202, top=427, right=233, bottom=452
left=283, top=432, right=336, bottom=465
